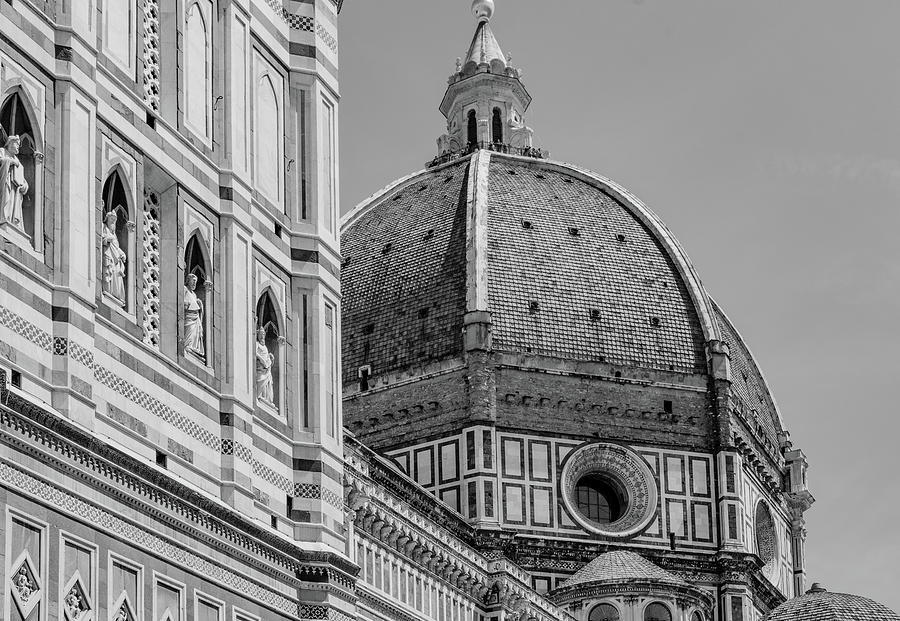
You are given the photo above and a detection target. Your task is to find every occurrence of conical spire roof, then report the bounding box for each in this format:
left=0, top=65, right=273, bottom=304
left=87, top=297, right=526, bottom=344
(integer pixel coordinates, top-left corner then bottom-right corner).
left=463, top=19, right=507, bottom=70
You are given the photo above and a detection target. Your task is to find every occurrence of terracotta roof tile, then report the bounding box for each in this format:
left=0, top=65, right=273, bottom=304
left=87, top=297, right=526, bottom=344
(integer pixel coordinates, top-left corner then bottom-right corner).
left=341, top=160, right=470, bottom=382
left=486, top=159, right=707, bottom=373
left=765, top=588, right=900, bottom=621
left=558, top=551, right=688, bottom=590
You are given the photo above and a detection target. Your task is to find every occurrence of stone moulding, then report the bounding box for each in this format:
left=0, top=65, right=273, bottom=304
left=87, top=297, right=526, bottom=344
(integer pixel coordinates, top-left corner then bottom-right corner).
left=559, top=442, right=659, bottom=539
left=345, top=439, right=574, bottom=621
left=0, top=301, right=344, bottom=511
left=0, top=378, right=358, bottom=615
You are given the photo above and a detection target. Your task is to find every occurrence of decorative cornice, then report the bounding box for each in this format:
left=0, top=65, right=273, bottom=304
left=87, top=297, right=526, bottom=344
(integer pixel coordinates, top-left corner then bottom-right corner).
left=0, top=377, right=357, bottom=584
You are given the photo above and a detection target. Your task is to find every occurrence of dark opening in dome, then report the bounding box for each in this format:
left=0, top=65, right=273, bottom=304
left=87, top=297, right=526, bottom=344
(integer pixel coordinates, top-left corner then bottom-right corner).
left=575, top=474, right=625, bottom=524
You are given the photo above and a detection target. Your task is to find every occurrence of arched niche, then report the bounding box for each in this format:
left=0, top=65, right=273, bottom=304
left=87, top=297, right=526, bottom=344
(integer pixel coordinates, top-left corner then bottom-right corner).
left=255, top=290, right=283, bottom=412
left=100, top=168, right=134, bottom=308
left=643, top=602, right=672, bottom=621
left=466, top=109, right=477, bottom=146
left=0, top=89, right=43, bottom=246
left=492, top=107, right=503, bottom=144
left=183, top=232, right=212, bottom=364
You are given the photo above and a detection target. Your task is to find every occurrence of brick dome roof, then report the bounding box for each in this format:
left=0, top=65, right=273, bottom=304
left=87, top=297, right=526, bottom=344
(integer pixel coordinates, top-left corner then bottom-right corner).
left=340, top=149, right=786, bottom=448
left=765, top=585, right=900, bottom=621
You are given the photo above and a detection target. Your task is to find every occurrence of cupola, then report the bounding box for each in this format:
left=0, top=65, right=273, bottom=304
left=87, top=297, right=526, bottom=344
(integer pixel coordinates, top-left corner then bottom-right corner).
left=436, top=0, right=539, bottom=159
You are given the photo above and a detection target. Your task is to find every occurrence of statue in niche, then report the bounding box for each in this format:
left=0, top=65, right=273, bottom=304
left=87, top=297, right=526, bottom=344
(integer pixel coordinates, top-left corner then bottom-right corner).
left=0, top=135, right=28, bottom=229
left=183, top=273, right=205, bottom=360
left=101, top=209, right=127, bottom=303
left=255, top=326, right=275, bottom=405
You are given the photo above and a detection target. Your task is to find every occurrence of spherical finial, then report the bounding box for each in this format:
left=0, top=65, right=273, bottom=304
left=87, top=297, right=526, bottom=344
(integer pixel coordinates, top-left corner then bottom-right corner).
left=472, top=0, right=494, bottom=23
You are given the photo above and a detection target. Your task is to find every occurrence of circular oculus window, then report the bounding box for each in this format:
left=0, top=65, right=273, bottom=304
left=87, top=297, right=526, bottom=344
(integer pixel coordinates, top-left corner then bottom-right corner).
left=560, top=442, right=659, bottom=538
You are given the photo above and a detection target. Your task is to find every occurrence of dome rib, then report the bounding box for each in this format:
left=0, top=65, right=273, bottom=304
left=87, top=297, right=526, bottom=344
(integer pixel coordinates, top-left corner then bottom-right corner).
left=341, top=151, right=723, bottom=378
left=712, top=299, right=786, bottom=445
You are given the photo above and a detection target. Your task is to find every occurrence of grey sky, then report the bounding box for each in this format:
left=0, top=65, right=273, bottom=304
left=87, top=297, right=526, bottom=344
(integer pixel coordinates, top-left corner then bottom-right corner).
left=339, top=1, right=900, bottom=608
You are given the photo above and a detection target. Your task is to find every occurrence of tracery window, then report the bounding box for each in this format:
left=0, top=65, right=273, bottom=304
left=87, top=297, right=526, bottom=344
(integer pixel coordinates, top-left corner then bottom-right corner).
left=575, top=474, right=625, bottom=524
left=0, top=92, right=40, bottom=244
left=589, top=603, right=620, bottom=621
left=644, top=603, right=672, bottom=621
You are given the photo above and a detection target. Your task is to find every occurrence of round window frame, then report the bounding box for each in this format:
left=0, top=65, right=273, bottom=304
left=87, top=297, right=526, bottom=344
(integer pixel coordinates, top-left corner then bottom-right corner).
left=559, top=442, right=659, bottom=538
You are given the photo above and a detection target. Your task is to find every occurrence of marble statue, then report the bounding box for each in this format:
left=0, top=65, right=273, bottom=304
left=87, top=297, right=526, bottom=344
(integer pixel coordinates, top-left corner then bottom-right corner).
left=102, top=210, right=127, bottom=303
left=255, top=327, right=275, bottom=405
left=508, top=114, right=534, bottom=148
left=0, top=135, right=28, bottom=229
left=14, top=566, right=34, bottom=602
left=183, top=273, right=205, bottom=360
left=437, top=133, right=452, bottom=155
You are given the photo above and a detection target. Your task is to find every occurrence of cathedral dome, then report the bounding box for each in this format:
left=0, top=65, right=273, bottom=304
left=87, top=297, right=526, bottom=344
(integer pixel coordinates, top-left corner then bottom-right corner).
left=341, top=150, right=785, bottom=449
left=340, top=1, right=792, bottom=468
left=764, top=584, right=900, bottom=620
left=342, top=151, right=709, bottom=374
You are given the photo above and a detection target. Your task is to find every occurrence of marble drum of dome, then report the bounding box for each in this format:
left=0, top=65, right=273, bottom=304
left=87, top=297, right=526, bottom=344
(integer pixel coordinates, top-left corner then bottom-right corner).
left=560, top=442, right=658, bottom=538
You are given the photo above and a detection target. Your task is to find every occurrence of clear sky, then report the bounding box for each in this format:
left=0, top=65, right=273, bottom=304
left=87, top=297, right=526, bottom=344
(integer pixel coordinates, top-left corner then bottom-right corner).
left=339, top=1, right=900, bottom=609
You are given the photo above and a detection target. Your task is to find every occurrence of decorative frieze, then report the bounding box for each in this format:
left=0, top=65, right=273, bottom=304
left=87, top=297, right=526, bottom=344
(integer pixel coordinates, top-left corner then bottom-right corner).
left=142, top=0, right=161, bottom=111
left=141, top=189, right=161, bottom=348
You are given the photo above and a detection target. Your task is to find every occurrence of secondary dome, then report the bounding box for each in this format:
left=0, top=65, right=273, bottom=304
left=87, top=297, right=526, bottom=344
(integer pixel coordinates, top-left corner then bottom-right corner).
left=551, top=551, right=713, bottom=617
left=557, top=551, right=689, bottom=590
left=765, top=584, right=900, bottom=621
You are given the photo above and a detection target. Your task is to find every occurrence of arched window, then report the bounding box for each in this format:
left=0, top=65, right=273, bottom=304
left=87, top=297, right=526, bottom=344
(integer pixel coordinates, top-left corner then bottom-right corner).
left=255, top=292, right=281, bottom=410
left=101, top=171, right=131, bottom=306
left=183, top=233, right=210, bottom=363
left=256, top=75, right=280, bottom=202
left=492, top=107, right=503, bottom=144
left=466, top=109, right=477, bottom=146
left=644, top=603, right=672, bottom=621
left=589, top=603, right=620, bottom=621
left=0, top=92, right=39, bottom=242
left=690, top=612, right=704, bottom=621
left=184, top=1, right=210, bottom=138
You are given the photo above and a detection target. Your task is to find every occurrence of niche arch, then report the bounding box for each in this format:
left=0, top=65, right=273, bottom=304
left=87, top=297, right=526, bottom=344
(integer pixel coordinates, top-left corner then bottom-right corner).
left=255, top=288, right=285, bottom=412
left=100, top=166, right=136, bottom=309
left=0, top=87, right=43, bottom=247
left=183, top=231, right=212, bottom=363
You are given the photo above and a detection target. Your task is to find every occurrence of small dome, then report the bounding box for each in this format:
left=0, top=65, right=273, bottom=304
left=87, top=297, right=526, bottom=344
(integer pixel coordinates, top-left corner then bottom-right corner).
left=552, top=551, right=713, bottom=614
left=558, top=551, right=688, bottom=590
left=765, top=585, right=900, bottom=621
